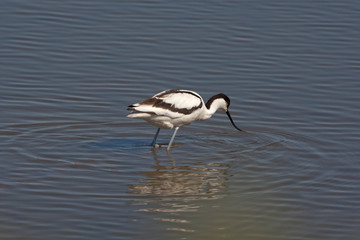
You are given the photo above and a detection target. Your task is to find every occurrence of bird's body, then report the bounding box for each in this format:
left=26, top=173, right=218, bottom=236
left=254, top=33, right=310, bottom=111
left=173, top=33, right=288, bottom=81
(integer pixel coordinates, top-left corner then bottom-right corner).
left=127, top=89, right=241, bottom=150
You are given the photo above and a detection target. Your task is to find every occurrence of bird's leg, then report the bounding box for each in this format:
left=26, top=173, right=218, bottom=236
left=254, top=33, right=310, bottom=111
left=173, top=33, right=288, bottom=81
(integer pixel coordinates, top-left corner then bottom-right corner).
left=151, top=128, right=160, bottom=146
left=167, top=127, right=179, bottom=151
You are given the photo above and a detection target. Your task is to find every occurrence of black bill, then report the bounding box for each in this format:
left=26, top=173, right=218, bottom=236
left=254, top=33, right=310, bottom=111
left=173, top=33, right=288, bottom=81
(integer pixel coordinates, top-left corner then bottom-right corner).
left=226, top=111, right=242, bottom=131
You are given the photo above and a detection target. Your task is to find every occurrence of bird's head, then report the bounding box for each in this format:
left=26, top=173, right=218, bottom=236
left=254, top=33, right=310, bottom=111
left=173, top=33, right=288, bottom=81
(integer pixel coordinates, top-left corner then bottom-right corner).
left=206, top=93, right=230, bottom=112
left=206, top=93, right=242, bottom=131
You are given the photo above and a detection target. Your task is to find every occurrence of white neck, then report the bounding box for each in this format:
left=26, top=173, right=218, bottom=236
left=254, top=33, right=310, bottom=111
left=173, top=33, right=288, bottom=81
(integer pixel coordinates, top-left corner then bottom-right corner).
left=200, top=98, right=227, bottom=120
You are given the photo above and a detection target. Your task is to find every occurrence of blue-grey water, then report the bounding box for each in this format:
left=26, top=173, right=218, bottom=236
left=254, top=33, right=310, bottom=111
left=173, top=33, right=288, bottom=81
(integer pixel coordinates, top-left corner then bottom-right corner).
left=1, top=1, right=360, bottom=239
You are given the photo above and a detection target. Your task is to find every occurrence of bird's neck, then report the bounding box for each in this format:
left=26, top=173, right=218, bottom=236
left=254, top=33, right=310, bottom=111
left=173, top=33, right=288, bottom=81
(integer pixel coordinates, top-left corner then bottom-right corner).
left=199, top=99, right=224, bottom=120
left=201, top=108, right=218, bottom=120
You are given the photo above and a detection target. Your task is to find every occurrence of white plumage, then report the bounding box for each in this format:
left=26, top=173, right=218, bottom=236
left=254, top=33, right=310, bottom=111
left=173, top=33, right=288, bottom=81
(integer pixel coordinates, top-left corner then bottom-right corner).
left=127, top=89, right=242, bottom=150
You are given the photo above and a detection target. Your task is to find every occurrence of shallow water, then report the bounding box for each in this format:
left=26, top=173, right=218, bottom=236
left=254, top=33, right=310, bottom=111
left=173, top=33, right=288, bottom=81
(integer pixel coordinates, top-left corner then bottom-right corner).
left=1, top=1, right=360, bottom=239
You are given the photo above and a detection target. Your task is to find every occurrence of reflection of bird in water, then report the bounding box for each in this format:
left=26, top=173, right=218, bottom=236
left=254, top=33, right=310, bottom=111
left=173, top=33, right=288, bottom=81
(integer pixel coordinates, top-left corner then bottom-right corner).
left=131, top=164, right=227, bottom=197
left=130, top=152, right=228, bottom=203
left=127, top=89, right=242, bottom=150
left=129, top=152, right=229, bottom=234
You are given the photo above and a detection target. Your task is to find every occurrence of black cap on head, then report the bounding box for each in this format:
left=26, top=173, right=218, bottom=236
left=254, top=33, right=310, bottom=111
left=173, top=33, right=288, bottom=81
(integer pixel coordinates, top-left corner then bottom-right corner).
left=205, top=93, right=230, bottom=109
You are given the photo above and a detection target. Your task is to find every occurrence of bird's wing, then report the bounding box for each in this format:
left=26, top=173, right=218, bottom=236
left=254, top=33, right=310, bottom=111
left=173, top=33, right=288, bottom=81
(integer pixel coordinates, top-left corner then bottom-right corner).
left=153, top=89, right=203, bottom=110
left=130, top=90, right=203, bottom=118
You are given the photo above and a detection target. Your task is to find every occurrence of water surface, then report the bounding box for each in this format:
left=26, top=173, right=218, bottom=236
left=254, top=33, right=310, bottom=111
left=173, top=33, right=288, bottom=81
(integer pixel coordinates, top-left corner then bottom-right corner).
left=1, top=1, right=360, bottom=239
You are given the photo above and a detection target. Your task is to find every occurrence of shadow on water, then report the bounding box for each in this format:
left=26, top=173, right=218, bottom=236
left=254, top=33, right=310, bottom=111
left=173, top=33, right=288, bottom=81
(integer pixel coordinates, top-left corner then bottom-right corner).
left=87, top=126, right=318, bottom=159
left=90, top=138, right=153, bottom=150
left=129, top=150, right=229, bottom=234
left=89, top=137, right=186, bottom=151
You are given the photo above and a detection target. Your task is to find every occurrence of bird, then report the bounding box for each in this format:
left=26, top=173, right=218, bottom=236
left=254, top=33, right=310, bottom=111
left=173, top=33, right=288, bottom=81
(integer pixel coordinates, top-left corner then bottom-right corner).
left=127, top=89, right=242, bottom=151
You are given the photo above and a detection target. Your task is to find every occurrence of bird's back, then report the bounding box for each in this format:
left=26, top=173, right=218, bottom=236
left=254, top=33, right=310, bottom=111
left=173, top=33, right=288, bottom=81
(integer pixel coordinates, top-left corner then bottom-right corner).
left=127, top=89, right=205, bottom=128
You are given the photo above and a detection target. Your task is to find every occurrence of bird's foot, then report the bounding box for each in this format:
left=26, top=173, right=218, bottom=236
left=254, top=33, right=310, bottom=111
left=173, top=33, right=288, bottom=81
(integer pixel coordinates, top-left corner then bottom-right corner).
left=151, top=143, right=170, bottom=149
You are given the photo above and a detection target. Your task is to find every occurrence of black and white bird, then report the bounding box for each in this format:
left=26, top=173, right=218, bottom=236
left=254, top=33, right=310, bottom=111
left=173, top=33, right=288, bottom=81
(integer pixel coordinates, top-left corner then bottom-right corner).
left=127, top=89, right=242, bottom=150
